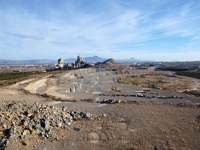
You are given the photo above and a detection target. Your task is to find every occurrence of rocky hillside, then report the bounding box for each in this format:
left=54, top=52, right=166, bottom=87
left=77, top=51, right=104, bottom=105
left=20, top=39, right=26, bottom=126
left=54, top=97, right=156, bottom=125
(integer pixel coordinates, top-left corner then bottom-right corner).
left=102, top=59, right=116, bottom=65
left=96, top=58, right=118, bottom=69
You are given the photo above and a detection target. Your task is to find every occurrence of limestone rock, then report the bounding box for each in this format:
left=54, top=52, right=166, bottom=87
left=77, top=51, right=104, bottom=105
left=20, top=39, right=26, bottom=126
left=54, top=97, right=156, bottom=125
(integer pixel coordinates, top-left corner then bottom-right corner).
left=0, top=101, right=95, bottom=148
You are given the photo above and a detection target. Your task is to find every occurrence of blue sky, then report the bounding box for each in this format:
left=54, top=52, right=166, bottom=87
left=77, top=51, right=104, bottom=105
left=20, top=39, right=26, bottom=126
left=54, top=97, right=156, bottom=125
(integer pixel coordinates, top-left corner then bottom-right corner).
left=0, top=0, right=200, bottom=61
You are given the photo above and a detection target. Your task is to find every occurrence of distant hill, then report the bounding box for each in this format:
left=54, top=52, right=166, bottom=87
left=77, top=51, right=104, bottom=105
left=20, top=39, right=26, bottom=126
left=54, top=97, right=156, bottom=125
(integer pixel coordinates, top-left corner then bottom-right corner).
left=0, top=56, right=141, bottom=65
left=0, top=60, right=25, bottom=65
left=65, top=56, right=140, bottom=63
left=96, top=58, right=118, bottom=68
left=115, top=57, right=140, bottom=63
left=64, top=56, right=107, bottom=63
left=102, top=58, right=116, bottom=65
left=23, top=59, right=56, bottom=64
left=0, top=59, right=56, bottom=65
left=84, top=56, right=107, bottom=63
left=64, top=58, right=76, bottom=63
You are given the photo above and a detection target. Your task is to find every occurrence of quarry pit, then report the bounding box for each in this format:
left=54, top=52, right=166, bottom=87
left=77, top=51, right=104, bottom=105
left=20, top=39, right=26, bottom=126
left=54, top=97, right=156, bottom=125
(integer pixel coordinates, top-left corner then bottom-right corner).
left=0, top=66, right=200, bottom=150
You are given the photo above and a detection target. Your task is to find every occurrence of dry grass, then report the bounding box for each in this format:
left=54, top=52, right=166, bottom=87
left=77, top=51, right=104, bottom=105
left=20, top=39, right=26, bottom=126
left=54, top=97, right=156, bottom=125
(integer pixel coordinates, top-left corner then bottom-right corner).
left=117, top=74, right=199, bottom=91
left=0, top=69, right=71, bottom=87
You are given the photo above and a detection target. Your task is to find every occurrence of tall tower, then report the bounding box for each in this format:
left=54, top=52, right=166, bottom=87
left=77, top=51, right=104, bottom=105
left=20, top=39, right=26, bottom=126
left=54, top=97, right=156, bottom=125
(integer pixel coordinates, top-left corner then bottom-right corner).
left=76, top=55, right=83, bottom=63
left=58, top=58, right=64, bottom=64
left=58, top=58, right=64, bottom=68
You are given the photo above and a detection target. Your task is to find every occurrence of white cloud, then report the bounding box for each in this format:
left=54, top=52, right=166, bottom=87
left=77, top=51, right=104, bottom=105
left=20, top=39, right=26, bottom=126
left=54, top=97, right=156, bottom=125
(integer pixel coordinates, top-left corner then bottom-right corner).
left=0, top=0, right=200, bottom=60
left=6, top=32, right=44, bottom=40
left=155, top=2, right=199, bottom=38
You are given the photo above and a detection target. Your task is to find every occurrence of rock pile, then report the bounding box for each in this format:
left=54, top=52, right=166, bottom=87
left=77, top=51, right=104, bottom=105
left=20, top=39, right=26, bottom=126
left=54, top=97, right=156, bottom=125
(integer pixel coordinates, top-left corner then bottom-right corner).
left=99, top=99, right=122, bottom=104
left=0, top=101, right=92, bottom=149
left=98, top=93, right=183, bottom=99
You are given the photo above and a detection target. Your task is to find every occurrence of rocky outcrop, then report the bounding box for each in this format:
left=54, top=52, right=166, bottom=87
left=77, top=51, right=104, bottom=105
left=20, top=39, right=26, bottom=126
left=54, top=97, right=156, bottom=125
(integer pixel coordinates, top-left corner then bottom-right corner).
left=96, top=58, right=118, bottom=69
left=61, top=68, right=96, bottom=80
left=76, top=55, right=83, bottom=63
left=57, top=58, right=64, bottom=68
left=63, top=70, right=113, bottom=93
left=102, top=58, right=116, bottom=65
left=24, top=78, right=47, bottom=93
left=65, top=83, right=84, bottom=93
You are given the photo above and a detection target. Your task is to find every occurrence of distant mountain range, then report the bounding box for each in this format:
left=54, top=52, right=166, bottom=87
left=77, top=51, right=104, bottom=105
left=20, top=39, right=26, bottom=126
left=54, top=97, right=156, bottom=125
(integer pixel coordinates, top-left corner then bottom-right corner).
left=0, top=56, right=141, bottom=65
left=115, top=57, right=140, bottom=63
left=65, top=56, right=141, bottom=63
left=64, top=56, right=108, bottom=63
left=0, top=59, right=57, bottom=65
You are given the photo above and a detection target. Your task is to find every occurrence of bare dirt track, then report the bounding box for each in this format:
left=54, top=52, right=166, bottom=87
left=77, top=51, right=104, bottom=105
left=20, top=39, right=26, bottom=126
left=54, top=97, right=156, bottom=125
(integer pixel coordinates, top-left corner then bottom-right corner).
left=0, top=67, right=200, bottom=150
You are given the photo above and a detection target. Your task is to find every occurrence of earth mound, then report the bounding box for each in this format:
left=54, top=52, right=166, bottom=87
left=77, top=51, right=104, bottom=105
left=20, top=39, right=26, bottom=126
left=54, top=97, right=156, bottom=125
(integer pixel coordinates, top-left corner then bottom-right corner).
left=96, top=58, right=118, bottom=69
left=102, top=58, right=116, bottom=65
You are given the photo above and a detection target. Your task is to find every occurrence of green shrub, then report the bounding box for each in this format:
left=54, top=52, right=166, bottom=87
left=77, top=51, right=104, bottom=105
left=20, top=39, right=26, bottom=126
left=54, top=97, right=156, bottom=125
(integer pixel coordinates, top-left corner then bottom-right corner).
left=175, top=72, right=200, bottom=79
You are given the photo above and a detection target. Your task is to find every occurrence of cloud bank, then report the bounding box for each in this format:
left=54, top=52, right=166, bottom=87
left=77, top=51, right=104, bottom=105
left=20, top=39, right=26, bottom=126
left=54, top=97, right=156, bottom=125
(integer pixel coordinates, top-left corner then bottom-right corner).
left=0, top=0, right=199, bottom=61
left=6, top=32, right=44, bottom=40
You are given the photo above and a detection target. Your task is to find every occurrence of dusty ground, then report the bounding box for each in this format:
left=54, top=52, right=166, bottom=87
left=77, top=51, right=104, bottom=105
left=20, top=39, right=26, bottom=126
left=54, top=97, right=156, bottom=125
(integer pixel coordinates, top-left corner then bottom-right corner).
left=0, top=67, right=200, bottom=150
left=4, top=102, right=200, bottom=150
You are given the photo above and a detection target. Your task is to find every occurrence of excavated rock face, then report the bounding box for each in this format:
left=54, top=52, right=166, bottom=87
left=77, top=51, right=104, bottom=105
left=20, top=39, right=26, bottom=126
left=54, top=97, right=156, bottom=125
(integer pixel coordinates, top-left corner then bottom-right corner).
left=24, top=79, right=47, bottom=94
left=23, top=68, right=96, bottom=94
left=65, top=83, right=83, bottom=93
left=63, top=70, right=116, bottom=94
left=23, top=68, right=118, bottom=96
left=61, top=68, right=96, bottom=80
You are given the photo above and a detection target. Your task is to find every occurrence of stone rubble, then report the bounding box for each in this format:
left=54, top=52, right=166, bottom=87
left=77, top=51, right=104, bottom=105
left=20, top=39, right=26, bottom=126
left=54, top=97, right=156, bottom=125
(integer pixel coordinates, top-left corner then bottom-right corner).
left=98, top=93, right=183, bottom=99
left=99, top=99, right=122, bottom=104
left=0, top=101, right=93, bottom=149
